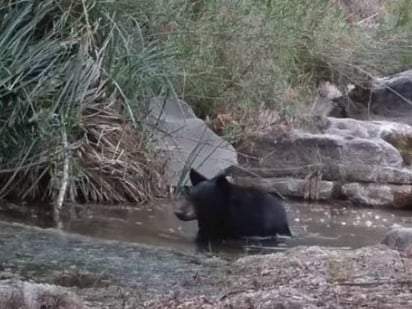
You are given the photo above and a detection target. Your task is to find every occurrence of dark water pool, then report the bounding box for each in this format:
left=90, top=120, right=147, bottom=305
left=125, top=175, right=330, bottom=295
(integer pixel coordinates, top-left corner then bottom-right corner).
left=1, top=199, right=412, bottom=257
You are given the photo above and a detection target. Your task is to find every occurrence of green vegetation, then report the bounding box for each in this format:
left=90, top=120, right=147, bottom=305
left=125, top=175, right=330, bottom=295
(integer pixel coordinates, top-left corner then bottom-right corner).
left=151, top=0, right=412, bottom=116
left=0, top=0, right=172, bottom=204
left=1, top=0, right=412, bottom=205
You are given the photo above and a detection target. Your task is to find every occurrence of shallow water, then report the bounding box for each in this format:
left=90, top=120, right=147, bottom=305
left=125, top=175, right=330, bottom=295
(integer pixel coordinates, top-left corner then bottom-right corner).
left=1, top=199, right=412, bottom=257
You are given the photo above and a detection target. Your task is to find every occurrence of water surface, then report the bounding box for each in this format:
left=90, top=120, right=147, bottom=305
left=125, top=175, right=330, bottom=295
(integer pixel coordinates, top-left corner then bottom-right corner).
left=1, top=199, right=412, bottom=256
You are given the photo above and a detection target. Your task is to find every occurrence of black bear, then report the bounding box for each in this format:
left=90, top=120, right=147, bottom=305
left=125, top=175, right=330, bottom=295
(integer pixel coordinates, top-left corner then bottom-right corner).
left=175, top=168, right=292, bottom=244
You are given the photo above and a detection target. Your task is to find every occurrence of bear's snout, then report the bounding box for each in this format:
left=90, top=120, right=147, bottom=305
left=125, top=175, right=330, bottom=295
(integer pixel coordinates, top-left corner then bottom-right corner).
left=174, top=199, right=197, bottom=221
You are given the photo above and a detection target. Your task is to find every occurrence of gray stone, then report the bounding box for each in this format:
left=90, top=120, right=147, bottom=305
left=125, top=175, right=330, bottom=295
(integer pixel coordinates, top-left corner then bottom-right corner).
left=234, top=176, right=335, bottom=201
left=235, top=115, right=412, bottom=193
left=382, top=226, right=412, bottom=254
left=229, top=112, right=412, bottom=207
left=342, top=182, right=412, bottom=208
left=324, top=117, right=412, bottom=167
left=146, top=97, right=238, bottom=186
left=239, top=130, right=403, bottom=172
left=226, top=164, right=412, bottom=185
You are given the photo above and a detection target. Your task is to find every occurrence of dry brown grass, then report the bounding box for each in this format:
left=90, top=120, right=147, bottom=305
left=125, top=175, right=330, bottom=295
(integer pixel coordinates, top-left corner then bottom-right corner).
left=206, top=103, right=300, bottom=153
left=75, top=92, right=166, bottom=204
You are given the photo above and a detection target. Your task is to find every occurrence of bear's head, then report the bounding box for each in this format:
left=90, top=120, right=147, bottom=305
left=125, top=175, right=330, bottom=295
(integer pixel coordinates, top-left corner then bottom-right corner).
left=174, top=168, right=231, bottom=222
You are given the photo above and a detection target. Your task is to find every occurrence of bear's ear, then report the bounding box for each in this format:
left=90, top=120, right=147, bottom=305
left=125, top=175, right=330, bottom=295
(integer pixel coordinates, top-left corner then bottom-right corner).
left=215, top=174, right=231, bottom=195
left=189, top=168, right=208, bottom=186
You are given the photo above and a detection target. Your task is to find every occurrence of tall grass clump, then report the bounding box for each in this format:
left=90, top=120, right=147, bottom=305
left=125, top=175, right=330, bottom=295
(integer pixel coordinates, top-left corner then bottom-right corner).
left=149, top=0, right=412, bottom=121
left=0, top=0, right=173, bottom=205
left=146, top=0, right=350, bottom=118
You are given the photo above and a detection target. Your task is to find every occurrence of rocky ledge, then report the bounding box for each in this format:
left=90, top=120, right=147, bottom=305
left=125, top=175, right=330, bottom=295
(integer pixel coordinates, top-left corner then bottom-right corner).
left=228, top=70, right=412, bottom=209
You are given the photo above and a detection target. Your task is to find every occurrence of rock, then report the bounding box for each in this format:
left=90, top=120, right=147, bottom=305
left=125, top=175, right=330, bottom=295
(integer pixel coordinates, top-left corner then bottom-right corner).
left=325, top=116, right=412, bottom=138
left=342, top=183, right=412, bottom=208
left=232, top=114, right=412, bottom=206
left=227, top=163, right=412, bottom=185
left=234, top=176, right=336, bottom=201
left=347, top=69, right=412, bottom=125
left=378, top=122, right=412, bottom=165
left=329, top=164, right=411, bottom=185
left=333, top=164, right=412, bottom=184
left=236, top=115, right=412, bottom=176
left=0, top=279, right=85, bottom=309
left=146, top=97, right=238, bottom=186
left=239, top=129, right=403, bottom=174
left=382, top=226, right=412, bottom=254
left=324, top=117, right=412, bottom=166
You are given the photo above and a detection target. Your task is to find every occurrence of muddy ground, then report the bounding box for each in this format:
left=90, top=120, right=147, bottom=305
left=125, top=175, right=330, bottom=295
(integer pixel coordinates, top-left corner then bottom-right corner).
left=1, top=220, right=412, bottom=308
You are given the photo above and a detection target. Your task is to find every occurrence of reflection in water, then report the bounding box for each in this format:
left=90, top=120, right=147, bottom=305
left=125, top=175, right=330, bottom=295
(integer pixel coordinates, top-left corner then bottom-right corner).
left=1, top=199, right=412, bottom=257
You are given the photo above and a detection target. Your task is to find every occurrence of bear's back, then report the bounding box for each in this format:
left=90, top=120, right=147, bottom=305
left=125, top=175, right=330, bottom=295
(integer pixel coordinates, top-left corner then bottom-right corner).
left=226, top=185, right=291, bottom=237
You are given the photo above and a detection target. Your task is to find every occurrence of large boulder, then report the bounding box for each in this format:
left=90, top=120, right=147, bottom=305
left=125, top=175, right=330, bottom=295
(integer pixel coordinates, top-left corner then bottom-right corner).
left=239, top=131, right=403, bottom=169
left=324, top=117, right=412, bottom=165
left=316, top=116, right=412, bottom=169
left=146, top=97, right=238, bottom=186
left=237, top=117, right=408, bottom=180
